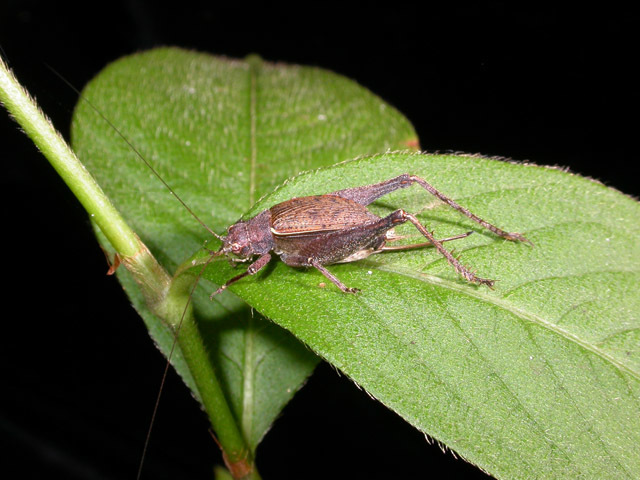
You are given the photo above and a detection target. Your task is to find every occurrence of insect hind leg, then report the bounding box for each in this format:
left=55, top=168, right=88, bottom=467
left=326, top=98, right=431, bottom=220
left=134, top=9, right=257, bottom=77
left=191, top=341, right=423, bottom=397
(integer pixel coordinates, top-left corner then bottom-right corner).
left=407, top=175, right=532, bottom=245
left=386, top=209, right=495, bottom=287
left=332, top=173, right=531, bottom=245
left=331, top=174, right=415, bottom=206
left=380, top=231, right=473, bottom=252
left=210, top=253, right=272, bottom=297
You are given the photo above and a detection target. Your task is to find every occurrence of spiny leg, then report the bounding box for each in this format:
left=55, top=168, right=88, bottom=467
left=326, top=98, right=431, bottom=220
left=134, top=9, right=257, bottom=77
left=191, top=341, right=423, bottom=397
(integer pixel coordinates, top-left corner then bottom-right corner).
left=210, top=253, right=272, bottom=298
left=311, top=260, right=360, bottom=293
left=310, top=228, right=481, bottom=292
left=381, top=231, right=473, bottom=252
left=332, top=173, right=530, bottom=245
left=392, top=210, right=495, bottom=287
left=407, top=175, right=531, bottom=244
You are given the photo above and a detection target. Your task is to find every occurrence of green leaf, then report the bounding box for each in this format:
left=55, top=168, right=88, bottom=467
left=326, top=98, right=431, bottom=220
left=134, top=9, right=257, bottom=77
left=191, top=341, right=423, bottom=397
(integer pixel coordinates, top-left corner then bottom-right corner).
left=71, top=47, right=418, bottom=452
left=196, top=152, right=640, bottom=479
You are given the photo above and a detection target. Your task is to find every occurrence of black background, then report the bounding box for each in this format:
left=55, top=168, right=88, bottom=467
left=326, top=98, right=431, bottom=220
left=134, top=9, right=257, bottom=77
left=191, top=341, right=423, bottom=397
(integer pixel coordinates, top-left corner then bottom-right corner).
left=1, top=2, right=637, bottom=479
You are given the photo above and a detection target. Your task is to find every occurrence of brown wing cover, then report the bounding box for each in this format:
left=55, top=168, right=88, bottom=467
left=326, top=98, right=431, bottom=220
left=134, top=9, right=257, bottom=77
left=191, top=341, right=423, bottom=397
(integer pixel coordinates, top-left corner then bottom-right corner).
left=270, top=195, right=380, bottom=236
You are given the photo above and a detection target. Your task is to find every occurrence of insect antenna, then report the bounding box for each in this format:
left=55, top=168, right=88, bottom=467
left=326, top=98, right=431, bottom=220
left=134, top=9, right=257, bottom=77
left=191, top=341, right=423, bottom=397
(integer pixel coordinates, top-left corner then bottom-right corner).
left=45, top=64, right=224, bottom=240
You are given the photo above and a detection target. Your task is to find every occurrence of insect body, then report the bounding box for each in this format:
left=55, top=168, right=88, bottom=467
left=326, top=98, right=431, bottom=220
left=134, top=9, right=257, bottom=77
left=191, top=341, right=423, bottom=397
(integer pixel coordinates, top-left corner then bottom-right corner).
left=212, top=173, right=530, bottom=295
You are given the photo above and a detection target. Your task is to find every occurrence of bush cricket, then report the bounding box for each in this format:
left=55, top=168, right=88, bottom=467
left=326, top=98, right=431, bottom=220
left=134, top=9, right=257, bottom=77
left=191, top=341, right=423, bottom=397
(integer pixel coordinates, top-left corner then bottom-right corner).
left=211, top=173, right=531, bottom=295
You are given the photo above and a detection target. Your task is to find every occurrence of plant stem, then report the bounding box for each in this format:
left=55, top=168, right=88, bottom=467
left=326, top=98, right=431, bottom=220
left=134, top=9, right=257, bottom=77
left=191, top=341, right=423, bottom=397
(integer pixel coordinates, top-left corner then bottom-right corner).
left=0, top=57, right=140, bottom=258
left=167, top=271, right=259, bottom=477
left=1, top=57, right=257, bottom=478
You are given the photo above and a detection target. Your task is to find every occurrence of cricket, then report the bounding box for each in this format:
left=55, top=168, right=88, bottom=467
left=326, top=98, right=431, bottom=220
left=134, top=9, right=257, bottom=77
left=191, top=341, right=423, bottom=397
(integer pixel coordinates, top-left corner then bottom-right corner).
left=60, top=70, right=531, bottom=296
left=39, top=57, right=531, bottom=297
left=210, top=173, right=531, bottom=295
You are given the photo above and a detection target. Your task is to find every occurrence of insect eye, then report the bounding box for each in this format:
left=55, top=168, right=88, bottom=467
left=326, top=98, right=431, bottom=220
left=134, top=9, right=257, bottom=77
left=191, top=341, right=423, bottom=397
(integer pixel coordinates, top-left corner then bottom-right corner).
left=231, top=243, right=242, bottom=252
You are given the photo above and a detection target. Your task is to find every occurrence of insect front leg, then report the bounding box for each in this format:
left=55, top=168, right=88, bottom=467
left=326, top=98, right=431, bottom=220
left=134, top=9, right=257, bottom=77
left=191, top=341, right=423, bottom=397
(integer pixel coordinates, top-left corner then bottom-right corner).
left=210, top=253, right=272, bottom=298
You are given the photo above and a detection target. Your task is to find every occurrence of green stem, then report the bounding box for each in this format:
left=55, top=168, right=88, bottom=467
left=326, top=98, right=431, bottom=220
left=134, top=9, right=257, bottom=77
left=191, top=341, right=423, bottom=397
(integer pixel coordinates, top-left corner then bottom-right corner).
left=1, top=57, right=257, bottom=478
left=166, top=271, right=259, bottom=478
left=0, top=57, right=139, bottom=258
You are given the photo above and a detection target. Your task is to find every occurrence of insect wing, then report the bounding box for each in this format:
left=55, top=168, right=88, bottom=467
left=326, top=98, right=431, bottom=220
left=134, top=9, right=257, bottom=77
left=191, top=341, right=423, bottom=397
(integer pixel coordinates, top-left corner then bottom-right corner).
left=270, top=195, right=379, bottom=236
